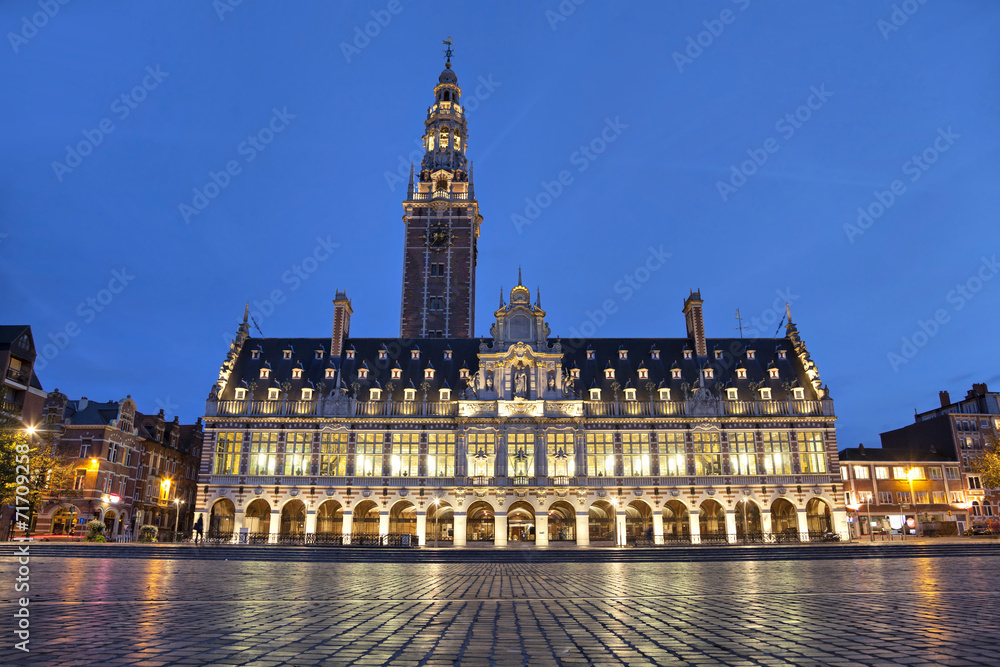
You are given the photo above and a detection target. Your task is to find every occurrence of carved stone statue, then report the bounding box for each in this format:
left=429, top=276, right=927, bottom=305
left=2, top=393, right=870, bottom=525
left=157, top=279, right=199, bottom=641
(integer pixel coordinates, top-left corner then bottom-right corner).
left=514, top=368, right=528, bottom=398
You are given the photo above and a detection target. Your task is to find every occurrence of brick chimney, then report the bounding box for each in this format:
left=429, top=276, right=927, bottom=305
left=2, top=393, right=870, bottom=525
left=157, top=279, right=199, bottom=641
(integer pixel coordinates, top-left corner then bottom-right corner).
left=331, top=290, right=353, bottom=358
left=970, top=383, right=988, bottom=398
left=682, top=290, right=707, bottom=357
left=939, top=391, right=951, bottom=407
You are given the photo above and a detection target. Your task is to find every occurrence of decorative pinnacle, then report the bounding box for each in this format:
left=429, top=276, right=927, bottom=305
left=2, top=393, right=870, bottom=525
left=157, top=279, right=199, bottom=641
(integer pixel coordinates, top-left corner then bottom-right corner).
left=443, top=37, right=454, bottom=68
left=518, top=266, right=523, bottom=286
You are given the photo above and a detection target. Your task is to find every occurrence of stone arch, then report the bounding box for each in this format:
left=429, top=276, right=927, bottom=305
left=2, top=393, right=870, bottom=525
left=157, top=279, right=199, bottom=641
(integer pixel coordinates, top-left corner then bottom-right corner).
left=699, top=499, right=726, bottom=539
left=771, top=497, right=799, bottom=541
left=352, top=500, right=380, bottom=536
left=466, top=500, right=495, bottom=542
left=507, top=500, right=535, bottom=542
left=51, top=505, right=78, bottom=536
left=735, top=497, right=763, bottom=541
left=316, top=499, right=343, bottom=535
left=588, top=500, right=616, bottom=543
left=103, top=509, right=117, bottom=536
left=625, top=499, right=653, bottom=542
left=426, top=500, right=453, bottom=544
left=389, top=500, right=417, bottom=536
left=244, top=498, right=271, bottom=534
left=280, top=499, right=306, bottom=536
left=547, top=501, right=576, bottom=542
left=806, top=497, right=832, bottom=536
left=209, top=498, right=236, bottom=537
left=662, top=499, right=690, bottom=541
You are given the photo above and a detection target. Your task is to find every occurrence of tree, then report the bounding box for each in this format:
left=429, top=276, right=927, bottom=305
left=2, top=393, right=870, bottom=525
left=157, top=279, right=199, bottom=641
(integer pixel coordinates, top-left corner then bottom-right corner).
left=970, top=430, right=1000, bottom=490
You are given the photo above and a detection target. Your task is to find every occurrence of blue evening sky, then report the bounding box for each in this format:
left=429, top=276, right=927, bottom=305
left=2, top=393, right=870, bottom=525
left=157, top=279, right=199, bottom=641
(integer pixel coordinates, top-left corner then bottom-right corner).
left=1, top=1, right=998, bottom=451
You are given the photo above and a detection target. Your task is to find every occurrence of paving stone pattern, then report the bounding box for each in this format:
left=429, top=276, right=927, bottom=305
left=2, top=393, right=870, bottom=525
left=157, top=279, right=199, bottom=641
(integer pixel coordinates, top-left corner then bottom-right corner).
left=2, top=555, right=999, bottom=666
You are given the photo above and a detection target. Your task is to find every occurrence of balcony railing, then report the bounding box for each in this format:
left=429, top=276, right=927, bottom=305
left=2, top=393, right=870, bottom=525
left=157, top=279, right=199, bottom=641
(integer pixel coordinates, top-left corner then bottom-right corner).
left=0, top=399, right=22, bottom=419
left=410, top=190, right=470, bottom=201
left=584, top=399, right=832, bottom=418
left=5, top=366, right=30, bottom=385
left=354, top=401, right=458, bottom=417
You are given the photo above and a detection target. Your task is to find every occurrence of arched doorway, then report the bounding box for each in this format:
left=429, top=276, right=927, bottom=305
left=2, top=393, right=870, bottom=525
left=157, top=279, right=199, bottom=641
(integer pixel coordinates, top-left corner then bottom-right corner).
left=589, top=500, right=615, bottom=543
left=279, top=499, right=306, bottom=541
left=103, top=510, right=117, bottom=536
left=662, top=500, right=690, bottom=543
left=466, top=501, right=495, bottom=542
left=352, top=500, right=380, bottom=540
left=771, top=498, right=799, bottom=542
left=244, top=499, right=271, bottom=543
left=699, top=499, right=726, bottom=543
left=507, top=501, right=535, bottom=542
left=316, top=500, right=343, bottom=542
left=548, top=501, right=575, bottom=542
left=52, top=507, right=77, bottom=535
left=735, top=499, right=763, bottom=542
left=209, top=498, right=236, bottom=539
left=625, top=500, right=653, bottom=544
left=389, top=501, right=417, bottom=537
left=426, top=501, right=453, bottom=545
left=806, top=497, right=832, bottom=538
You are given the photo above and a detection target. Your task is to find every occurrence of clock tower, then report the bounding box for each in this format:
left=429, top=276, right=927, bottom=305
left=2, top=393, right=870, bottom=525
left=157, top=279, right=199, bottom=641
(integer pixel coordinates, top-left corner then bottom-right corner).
left=399, top=42, right=482, bottom=339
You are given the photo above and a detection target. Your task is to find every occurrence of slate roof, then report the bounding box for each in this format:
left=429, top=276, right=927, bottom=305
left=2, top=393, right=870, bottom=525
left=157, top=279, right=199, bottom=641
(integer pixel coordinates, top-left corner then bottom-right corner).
left=221, top=335, right=818, bottom=403
left=838, top=447, right=954, bottom=463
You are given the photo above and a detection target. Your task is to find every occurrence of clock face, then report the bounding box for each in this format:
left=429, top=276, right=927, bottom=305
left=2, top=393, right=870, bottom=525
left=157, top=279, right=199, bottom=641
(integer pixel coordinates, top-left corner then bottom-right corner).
left=429, top=229, right=450, bottom=248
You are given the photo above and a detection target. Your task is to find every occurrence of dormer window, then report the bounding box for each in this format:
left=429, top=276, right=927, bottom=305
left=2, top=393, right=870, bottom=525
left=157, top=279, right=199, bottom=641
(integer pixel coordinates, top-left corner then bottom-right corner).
left=459, top=368, right=470, bottom=380
left=346, top=349, right=355, bottom=360
left=759, top=388, right=772, bottom=400
left=624, top=388, right=636, bottom=401
left=589, top=388, right=601, bottom=401
left=604, top=368, right=615, bottom=379
left=768, top=368, right=779, bottom=379
left=586, top=350, right=595, bottom=361
left=444, top=350, right=452, bottom=361
left=777, top=350, right=787, bottom=360
left=619, top=349, right=627, bottom=360
left=658, top=387, right=671, bottom=401
left=378, top=349, right=387, bottom=361
left=439, top=388, right=451, bottom=401
left=638, top=368, right=648, bottom=380
left=715, top=350, right=723, bottom=360
left=251, top=350, right=260, bottom=360
left=404, top=388, right=416, bottom=401
left=737, top=368, right=747, bottom=379
left=369, top=387, right=381, bottom=401
left=683, top=350, right=692, bottom=360
left=283, top=350, right=292, bottom=360
left=703, top=368, right=714, bottom=380
left=726, top=388, right=739, bottom=401
left=315, top=349, right=324, bottom=360
left=267, top=388, right=279, bottom=401
left=411, top=350, right=420, bottom=360
left=671, top=368, right=681, bottom=379
left=234, top=388, right=247, bottom=400
left=358, top=368, right=369, bottom=380
left=792, top=387, right=805, bottom=400
left=651, top=349, right=660, bottom=360
left=260, top=368, right=270, bottom=379
left=424, top=368, right=435, bottom=380
left=292, top=368, right=302, bottom=379
left=747, top=350, right=756, bottom=360
left=391, top=368, right=402, bottom=380
left=301, top=388, right=313, bottom=401
left=571, top=368, right=580, bottom=379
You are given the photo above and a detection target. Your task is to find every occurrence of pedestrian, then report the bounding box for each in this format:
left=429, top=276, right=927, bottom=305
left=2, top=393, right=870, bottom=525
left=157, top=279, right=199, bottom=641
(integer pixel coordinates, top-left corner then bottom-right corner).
left=193, top=515, right=204, bottom=544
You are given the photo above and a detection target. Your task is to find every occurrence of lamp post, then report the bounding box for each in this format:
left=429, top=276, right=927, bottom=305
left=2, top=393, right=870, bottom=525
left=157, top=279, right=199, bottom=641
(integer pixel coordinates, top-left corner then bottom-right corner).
left=173, top=498, right=183, bottom=543
left=906, top=468, right=921, bottom=537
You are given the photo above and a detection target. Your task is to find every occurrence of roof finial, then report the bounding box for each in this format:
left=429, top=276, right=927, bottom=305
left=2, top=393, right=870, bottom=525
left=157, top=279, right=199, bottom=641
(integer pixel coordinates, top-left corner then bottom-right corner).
left=243, top=302, right=249, bottom=324
left=518, top=266, right=523, bottom=286
left=499, top=286, right=505, bottom=308
left=536, top=287, right=541, bottom=308
left=785, top=302, right=793, bottom=323
left=443, top=36, right=454, bottom=68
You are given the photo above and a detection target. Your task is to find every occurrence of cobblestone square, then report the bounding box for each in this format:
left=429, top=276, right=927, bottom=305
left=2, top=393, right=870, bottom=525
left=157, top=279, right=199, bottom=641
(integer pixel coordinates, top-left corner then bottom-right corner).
left=3, top=549, right=1000, bottom=666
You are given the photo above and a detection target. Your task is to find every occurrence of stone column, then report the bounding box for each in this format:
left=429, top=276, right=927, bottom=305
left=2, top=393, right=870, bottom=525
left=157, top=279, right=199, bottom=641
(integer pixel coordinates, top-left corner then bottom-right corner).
left=379, top=509, right=390, bottom=538
left=797, top=507, right=810, bottom=541
left=535, top=512, right=548, bottom=546
left=269, top=509, right=280, bottom=544
left=453, top=511, right=467, bottom=546
left=615, top=510, right=627, bottom=547
left=726, top=509, right=738, bottom=543
left=653, top=510, right=664, bottom=545
left=342, top=510, right=353, bottom=544
left=416, top=510, right=427, bottom=546
left=761, top=508, right=772, bottom=537
left=495, top=512, right=508, bottom=547
left=305, top=509, right=317, bottom=535
left=689, top=507, right=701, bottom=545
left=576, top=511, right=590, bottom=546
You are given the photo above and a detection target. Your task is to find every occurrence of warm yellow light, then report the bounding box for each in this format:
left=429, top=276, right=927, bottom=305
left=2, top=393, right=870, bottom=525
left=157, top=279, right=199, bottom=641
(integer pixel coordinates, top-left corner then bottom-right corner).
left=907, top=469, right=919, bottom=480
left=89, top=458, right=99, bottom=470
left=25, top=426, right=36, bottom=435
left=161, top=478, right=171, bottom=489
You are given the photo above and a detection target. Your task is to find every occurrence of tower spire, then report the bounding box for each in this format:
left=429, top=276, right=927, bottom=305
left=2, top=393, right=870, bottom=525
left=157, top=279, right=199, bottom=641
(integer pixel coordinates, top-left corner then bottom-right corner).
left=518, top=266, right=523, bottom=286
left=443, top=36, right=454, bottom=68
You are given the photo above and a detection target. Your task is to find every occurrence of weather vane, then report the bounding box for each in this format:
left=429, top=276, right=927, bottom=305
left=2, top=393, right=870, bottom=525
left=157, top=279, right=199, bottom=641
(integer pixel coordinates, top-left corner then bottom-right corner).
left=443, top=37, right=454, bottom=67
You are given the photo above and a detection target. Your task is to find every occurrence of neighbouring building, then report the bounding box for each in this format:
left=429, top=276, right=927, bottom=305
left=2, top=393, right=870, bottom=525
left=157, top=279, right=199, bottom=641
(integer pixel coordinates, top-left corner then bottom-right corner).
left=0, top=325, right=47, bottom=425
left=32, top=392, right=202, bottom=540
left=196, top=51, right=847, bottom=547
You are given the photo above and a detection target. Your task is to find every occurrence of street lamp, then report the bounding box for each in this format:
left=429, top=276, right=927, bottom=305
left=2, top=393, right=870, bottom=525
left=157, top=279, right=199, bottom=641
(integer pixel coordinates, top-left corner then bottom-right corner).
left=906, top=468, right=921, bottom=537
left=173, top=498, right=183, bottom=543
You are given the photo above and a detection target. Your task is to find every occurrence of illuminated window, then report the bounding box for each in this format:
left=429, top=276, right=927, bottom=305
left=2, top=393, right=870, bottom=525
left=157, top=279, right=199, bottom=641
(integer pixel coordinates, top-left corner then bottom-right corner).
left=638, top=368, right=648, bottom=380
left=778, top=350, right=787, bottom=360
left=325, top=369, right=335, bottom=379
left=878, top=492, right=893, bottom=504
left=587, top=350, right=595, bottom=361
left=659, top=388, right=671, bottom=401
left=761, top=431, right=792, bottom=475
left=315, top=349, right=324, bottom=360
left=624, top=388, right=636, bottom=401
left=355, top=433, right=382, bottom=476
left=378, top=349, right=387, bottom=361
left=759, top=388, right=772, bottom=400
left=212, top=432, right=242, bottom=475
left=585, top=433, right=615, bottom=477
left=283, top=350, right=292, bottom=360
left=875, top=466, right=890, bottom=479
left=444, top=349, right=452, bottom=360
left=392, top=368, right=402, bottom=380
left=671, top=369, right=682, bottom=379
left=425, top=367, right=435, bottom=379
left=619, top=350, right=627, bottom=360
left=703, top=368, right=714, bottom=380
left=692, top=432, right=722, bottom=476
left=853, top=465, right=870, bottom=479
left=369, top=388, right=381, bottom=401
left=467, top=432, right=496, bottom=477
left=507, top=432, right=535, bottom=477
left=928, top=467, right=942, bottom=480
left=747, top=350, right=755, bottom=360
left=931, top=491, right=947, bottom=504
left=589, top=388, right=601, bottom=401
left=251, top=350, right=260, bottom=360
left=798, top=431, right=827, bottom=474
left=260, top=368, right=270, bottom=379
left=460, top=368, right=470, bottom=380
left=404, top=388, right=416, bottom=401
left=301, top=388, right=313, bottom=401
left=346, top=349, right=355, bottom=360
left=234, top=388, right=246, bottom=400
left=715, top=350, right=723, bottom=360
left=411, top=350, right=420, bottom=360
left=651, top=349, right=660, bottom=360
left=729, top=431, right=757, bottom=475
left=318, top=433, right=348, bottom=476
left=737, top=368, right=747, bottom=379
left=248, top=432, right=278, bottom=476
left=283, top=433, right=311, bottom=476
left=658, top=432, right=686, bottom=476
left=427, top=432, right=455, bottom=477
left=622, top=432, right=650, bottom=476
left=892, top=466, right=907, bottom=479
left=683, top=350, right=692, bottom=360
left=439, top=388, right=451, bottom=401
left=768, top=368, right=779, bottom=379
left=390, top=433, right=420, bottom=477
left=357, top=368, right=368, bottom=380
left=546, top=432, right=575, bottom=477
left=792, top=387, right=805, bottom=400
left=945, top=466, right=960, bottom=480
left=726, top=388, right=739, bottom=401
left=267, top=388, right=279, bottom=401
left=292, top=368, right=302, bottom=379
left=604, top=368, right=615, bottom=379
